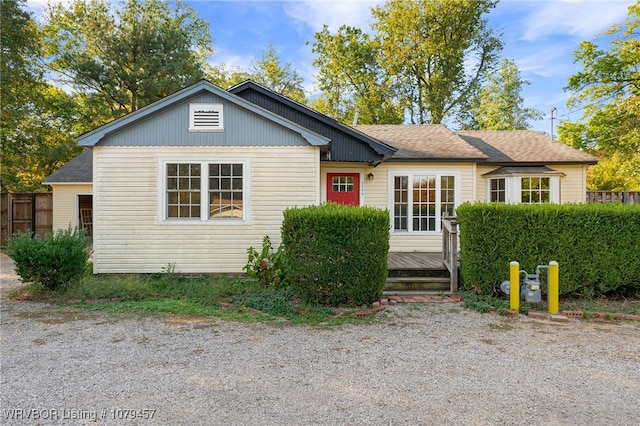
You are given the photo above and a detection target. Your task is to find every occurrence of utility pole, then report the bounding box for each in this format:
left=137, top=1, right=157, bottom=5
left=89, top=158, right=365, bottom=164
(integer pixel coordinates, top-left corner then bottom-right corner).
left=550, top=107, right=557, bottom=140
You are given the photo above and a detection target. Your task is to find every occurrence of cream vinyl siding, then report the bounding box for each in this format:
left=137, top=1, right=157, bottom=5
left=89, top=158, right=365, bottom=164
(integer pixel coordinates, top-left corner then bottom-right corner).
left=320, top=162, right=475, bottom=253
left=49, top=184, right=93, bottom=231
left=93, top=146, right=319, bottom=273
left=554, top=165, right=589, bottom=203
left=476, top=165, right=589, bottom=203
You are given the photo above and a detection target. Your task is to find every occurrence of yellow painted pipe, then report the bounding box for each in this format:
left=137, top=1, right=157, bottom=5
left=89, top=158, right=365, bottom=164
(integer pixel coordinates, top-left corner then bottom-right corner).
left=510, top=261, right=520, bottom=312
left=548, top=261, right=559, bottom=315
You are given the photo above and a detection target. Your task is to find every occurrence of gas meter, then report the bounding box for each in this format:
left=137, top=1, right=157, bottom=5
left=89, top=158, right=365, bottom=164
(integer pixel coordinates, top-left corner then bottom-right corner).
left=501, top=265, right=549, bottom=303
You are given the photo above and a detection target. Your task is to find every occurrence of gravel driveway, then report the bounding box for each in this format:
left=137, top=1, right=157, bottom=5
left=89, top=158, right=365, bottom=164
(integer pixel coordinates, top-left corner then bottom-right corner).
left=1, top=253, right=639, bottom=425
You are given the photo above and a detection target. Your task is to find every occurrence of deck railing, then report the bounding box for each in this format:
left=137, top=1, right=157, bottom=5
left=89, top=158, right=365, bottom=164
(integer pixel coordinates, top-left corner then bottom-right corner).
left=442, top=217, right=459, bottom=293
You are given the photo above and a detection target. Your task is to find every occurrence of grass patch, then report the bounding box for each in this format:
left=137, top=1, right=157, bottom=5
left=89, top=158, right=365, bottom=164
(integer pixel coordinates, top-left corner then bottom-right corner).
left=461, top=290, right=640, bottom=317
left=13, top=272, right=383, bottom=326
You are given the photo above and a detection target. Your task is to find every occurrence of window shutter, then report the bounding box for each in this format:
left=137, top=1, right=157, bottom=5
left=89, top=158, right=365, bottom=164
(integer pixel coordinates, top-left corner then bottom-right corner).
left=189, top=104, right=224, bottom=132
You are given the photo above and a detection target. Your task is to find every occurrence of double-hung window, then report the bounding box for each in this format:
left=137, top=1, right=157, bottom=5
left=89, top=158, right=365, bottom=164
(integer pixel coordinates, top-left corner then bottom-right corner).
left=161, top=159, right=249, bottom=223
left=391, top=173, right=457, bottom=233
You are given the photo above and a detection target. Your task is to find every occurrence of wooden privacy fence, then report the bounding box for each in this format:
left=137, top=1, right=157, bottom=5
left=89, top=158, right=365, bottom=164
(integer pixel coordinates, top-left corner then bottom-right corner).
left=1, top=193, right=53, bottom=246
left=586, top=191, right=640, bottom=204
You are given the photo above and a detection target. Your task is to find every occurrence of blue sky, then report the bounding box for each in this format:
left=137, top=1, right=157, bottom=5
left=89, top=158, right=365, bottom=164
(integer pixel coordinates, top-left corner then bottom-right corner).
left=27, top=0, right=635, bottom=135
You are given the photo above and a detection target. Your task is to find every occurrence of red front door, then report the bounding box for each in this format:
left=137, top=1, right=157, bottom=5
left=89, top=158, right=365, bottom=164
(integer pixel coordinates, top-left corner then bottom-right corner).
left=327, top=173, right=360, bottom=206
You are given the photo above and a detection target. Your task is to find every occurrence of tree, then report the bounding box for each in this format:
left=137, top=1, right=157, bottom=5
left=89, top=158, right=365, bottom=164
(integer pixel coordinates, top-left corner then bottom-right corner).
left=371, top=0, right=502, bottom=124
left=42, top=0, right=213, bottom=120
left=1, top=0, right=41, bottom=130
left=459, top=58, right=543, bottom=130
left=558, top=1, right=640, bottom=189
left=1, top=0, right=80, bottom=192
left=250, top=44, right=307, bottom=104
left=311, top=25, right=403, bottom=125
left=206, top=64, right=252, bottom=90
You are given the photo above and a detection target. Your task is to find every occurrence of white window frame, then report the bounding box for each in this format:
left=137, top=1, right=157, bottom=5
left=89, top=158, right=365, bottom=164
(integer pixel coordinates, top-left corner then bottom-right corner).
left=189, top=104, right=224, bottom=132
left=486, top=175, right=560, bottom=204
left=158, top=158, right=250, bottom=225
left=388, top=171, right=460, bottom=234
left=488, top=177, right=507, bottom=203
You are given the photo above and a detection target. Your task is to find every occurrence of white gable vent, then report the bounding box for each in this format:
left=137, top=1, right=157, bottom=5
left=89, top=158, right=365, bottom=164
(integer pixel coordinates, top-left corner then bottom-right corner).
left=189, top=103, right=224, bottom=132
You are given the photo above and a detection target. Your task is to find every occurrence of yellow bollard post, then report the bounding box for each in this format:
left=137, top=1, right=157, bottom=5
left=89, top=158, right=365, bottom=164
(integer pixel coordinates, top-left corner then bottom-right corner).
left=548, top=261, right=559, bottom=315
left=510, top=261, right=520, bottom=312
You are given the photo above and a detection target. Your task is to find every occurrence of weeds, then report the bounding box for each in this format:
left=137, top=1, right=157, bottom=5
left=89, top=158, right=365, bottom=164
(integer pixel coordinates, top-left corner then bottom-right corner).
left=13, top=270, right=380, bottom=326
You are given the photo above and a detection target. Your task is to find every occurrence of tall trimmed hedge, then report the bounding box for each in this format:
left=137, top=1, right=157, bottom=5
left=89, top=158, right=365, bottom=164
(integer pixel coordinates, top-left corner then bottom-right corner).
left=282, top=203, right=390, bottom=306
left=456, top=202, right=640, bottom=297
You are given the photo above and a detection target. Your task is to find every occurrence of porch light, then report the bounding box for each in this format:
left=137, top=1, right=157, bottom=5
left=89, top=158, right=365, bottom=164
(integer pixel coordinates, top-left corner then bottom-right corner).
left=368, top=172, right=374, bottom=180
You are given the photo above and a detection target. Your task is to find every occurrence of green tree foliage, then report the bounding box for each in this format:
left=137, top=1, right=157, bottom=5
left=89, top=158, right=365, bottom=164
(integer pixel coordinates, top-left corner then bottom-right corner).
left=558, top=1, right=640, bottom=190
left=459, top=58, right=543, bottom=130
left=42, top=0, right=213, bottom=118
left=206, top=64, right=252, bottom=89
left=1, top=0, right=81, bottom=192
left=311, top=25, right=403, bottom=124
left=371, top=0, right=502, bottom=124
left=250, top=44, right=307, bottom=103
left=1, top=0, right=41, bottom=129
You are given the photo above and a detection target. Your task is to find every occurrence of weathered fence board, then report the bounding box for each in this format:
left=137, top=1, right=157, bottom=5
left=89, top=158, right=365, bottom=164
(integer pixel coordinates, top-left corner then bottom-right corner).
left=0, top=193, right=53, bottom=246
left=586, top=191, right=639, bottom=204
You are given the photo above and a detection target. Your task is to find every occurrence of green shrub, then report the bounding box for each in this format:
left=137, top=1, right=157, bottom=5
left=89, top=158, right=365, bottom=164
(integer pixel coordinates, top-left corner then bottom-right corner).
left=243, top=236, right=286, bottom=289
left=457, top=202, right=640, bottom=297
left=6, top=227, right=91, bottom=291
left=282, top=203, right=389, bottom=306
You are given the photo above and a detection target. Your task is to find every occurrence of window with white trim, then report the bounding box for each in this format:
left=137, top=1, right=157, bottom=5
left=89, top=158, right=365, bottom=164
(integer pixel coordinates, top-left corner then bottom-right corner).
left=167, top=163, right=201, bottom=219
left=189, top=104, right=224, bottom=132
left=489, top=178, right=506, bottom=203
left=209, top=163, right=243, bottom=218
left=392, top=173, right=457, bottom=233
left=486, top=176, right=559, bottom=204
left=162, top=160, right=248, bottom=223
left=521, top=177, right=550, bottom=204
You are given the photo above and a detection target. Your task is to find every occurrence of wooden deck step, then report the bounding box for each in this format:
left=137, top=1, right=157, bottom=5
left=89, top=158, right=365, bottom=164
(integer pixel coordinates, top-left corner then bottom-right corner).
left=385, top=276, right=450, bottom=293
left=386, top=252, right=453, bottom=293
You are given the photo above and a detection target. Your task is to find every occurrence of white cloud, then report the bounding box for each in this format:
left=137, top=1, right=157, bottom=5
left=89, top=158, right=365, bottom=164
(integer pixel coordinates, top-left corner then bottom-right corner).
left=518, top=0, right=633, bottom=41
left=283, top=0, right=382, bottom=33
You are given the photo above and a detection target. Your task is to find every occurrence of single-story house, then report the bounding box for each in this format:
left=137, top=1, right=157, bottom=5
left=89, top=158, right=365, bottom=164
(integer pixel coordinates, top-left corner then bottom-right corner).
left=43, top=80, right=597, bottom=274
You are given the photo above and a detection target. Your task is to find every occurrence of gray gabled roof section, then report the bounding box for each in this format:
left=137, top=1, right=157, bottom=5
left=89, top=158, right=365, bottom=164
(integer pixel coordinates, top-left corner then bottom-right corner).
left=42, top=149, right=93, bottom=184
left=77, top=80, right=330, bottom=148
left=229, top=80, right=396, bottom=163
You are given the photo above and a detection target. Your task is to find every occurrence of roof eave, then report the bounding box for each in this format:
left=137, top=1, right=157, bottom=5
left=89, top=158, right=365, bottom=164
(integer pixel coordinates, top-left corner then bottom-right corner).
left=484, top=160, right=599, bottom=166
left=388, top=157, right=488, bottom=162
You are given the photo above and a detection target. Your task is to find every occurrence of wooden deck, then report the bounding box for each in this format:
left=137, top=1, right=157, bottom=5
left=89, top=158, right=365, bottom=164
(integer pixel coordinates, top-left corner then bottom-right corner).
left=388, top=252, right=444, bottom=270
left=386, top=252, right=452, bottom=293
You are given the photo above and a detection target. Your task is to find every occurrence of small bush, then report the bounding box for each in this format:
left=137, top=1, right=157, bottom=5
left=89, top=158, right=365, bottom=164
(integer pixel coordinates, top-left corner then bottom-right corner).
left=7, top=227, right=91, bottom=291
left=282, top=203, right=389, bottom=306
left=243, top=236, right=286, bottom=288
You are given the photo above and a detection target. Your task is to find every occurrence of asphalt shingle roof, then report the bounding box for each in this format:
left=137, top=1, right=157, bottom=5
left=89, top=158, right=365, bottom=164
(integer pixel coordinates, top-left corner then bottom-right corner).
left=42, top=149, right=92, bottom=184
left=356, top=125, right=487, bottom=161
left=456, top=130, right=598, bottom=164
